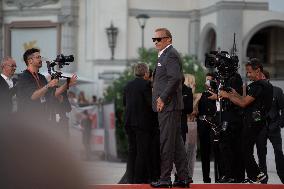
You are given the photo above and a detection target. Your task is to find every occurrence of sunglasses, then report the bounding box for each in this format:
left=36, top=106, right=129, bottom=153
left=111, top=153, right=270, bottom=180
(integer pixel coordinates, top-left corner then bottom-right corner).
left=152, top=37, right=169, bottom=42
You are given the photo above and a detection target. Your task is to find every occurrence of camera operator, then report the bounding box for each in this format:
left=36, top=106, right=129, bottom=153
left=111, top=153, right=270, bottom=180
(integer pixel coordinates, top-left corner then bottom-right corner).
left=196, top=72, right=216, bottom=183
left=17, top=48, right=77, bottom=124
left=215, top=71, right=245, bottom=183
left=219, top=58, right=273, bottom=183
left=205, top=63, right=244, bottom=182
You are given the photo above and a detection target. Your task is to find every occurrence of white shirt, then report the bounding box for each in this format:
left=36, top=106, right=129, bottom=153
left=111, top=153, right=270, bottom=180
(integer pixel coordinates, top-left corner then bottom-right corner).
left=158, top=44, right=172, bottom=58
left=1, top=73, right=13, bottom=89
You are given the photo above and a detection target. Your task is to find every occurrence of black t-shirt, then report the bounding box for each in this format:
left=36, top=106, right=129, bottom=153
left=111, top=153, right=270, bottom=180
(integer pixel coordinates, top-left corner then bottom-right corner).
left=246, top=79, right=273, bottom=120
left=17, top=70, right=50, bottom=119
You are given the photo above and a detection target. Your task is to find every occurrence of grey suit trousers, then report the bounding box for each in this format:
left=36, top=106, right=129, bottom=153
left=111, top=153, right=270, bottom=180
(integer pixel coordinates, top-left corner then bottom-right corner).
left=158, top=110, right=189, bottom=181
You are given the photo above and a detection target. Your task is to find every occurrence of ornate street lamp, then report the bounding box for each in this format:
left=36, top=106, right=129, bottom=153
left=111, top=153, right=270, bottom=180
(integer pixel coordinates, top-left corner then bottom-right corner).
left=106, top=22, right=118, bottom=60
left=136, top=14, right=150, bottom=49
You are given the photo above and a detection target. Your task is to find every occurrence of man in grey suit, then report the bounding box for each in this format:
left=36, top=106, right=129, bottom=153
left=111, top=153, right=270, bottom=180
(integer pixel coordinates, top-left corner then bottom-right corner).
left=150, top=28, right=189, bottom=188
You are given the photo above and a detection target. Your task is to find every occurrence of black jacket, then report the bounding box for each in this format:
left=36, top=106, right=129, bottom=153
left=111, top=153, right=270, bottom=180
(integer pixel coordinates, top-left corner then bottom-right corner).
left=268, top=86, right=284, bottom=128
left=123, top=77, right=154, bottom=130
left=0, top=76, right=15, bottom=115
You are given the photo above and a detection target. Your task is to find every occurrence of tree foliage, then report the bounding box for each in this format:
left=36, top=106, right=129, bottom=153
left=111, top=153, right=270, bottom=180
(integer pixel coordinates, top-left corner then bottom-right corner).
left=104, top=48, right=206, bottom=160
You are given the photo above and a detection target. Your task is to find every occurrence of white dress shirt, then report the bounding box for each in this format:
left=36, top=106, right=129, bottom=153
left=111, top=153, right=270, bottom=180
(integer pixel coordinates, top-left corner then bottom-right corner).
left=158, top=44, right=172, bottom=58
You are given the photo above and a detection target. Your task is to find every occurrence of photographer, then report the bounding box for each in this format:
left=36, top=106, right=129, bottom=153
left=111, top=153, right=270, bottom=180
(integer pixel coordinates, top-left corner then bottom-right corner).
left=17, top=48, right=77, bottom=123
left=219, top=58, right=273, bottom=183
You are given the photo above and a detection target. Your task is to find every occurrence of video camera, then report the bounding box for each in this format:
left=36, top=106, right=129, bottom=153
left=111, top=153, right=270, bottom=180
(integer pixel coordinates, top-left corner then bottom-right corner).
left=205, top=34, right=239, bottom=79
left=46, top=54, right=74, bottom=80
left=203, top=34, right=242, bottom=139
left=205, top=51, right=238, bottom=79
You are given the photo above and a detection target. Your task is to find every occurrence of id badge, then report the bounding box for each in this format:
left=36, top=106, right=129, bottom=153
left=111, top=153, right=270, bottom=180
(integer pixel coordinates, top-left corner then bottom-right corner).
left=216, top=101, right=220, bottom=111
left=40, top=96, right=46, bottom=103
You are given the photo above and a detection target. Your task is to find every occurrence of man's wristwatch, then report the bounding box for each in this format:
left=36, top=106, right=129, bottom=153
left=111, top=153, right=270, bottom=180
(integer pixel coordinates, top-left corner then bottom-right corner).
left=44, top=84, right=49, bottom=90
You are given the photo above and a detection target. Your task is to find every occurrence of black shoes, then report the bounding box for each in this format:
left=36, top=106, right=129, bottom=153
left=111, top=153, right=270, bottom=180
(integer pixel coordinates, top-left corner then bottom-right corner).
left=256, top=172, right=267, bottom=183
left=203, top=177, right=211, bottom=183
left=241, top=172, right=268, bottom=184
left=173, top=179, right=191, bottom=188
left=217, top=176, right=235, bottom=183
left=150, top=180, right=172, bottom=188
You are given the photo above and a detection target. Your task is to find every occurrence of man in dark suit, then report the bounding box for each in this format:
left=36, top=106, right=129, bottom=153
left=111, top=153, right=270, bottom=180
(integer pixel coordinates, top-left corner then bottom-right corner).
left=150, top=28, right=189, bottom=188
left=123, top=63, right=157, bottom=183
left=0, top=57, right=17, bottom=117
left=256, top=70, right=284, bottom=183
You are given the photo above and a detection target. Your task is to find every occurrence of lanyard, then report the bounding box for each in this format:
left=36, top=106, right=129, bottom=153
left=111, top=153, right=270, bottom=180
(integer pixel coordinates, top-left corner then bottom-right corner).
left=27, top=69, right=42, bottom=89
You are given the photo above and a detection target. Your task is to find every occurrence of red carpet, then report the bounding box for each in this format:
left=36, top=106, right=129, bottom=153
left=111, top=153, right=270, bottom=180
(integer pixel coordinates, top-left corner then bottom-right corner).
left=90, top=184, right=284, bottom=189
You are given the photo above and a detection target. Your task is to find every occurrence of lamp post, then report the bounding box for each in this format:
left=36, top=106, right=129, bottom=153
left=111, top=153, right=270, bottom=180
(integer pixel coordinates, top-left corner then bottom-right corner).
left=136, top=14, right=150, bottom=49
left=106, top=22, right=118, bottom=60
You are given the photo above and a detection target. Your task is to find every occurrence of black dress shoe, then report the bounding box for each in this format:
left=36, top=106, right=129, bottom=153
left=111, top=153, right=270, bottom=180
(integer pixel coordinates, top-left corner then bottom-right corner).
left=172, top=180, right=190, bottom=188
left=150, top=179, right=172, bottom=188
left=203, top=177, right=211, bottom=183
left=218, top=176, right=235, bottom=183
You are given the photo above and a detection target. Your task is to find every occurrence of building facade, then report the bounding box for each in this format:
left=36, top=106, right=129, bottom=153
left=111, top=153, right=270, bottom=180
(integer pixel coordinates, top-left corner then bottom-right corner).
left=1, top=0, right=284, bottom=94
left=1, top=0, right=284, bottom=178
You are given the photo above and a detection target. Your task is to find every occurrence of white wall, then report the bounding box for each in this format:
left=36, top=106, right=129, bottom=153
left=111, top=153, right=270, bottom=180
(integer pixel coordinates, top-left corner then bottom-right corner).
left=200, top=12, right=217, bottom=32
left=93, top=0, right=128, bottom=60
left=243, top=10, right=284, bottom=38
left=127, top=17, right=190, bottom=59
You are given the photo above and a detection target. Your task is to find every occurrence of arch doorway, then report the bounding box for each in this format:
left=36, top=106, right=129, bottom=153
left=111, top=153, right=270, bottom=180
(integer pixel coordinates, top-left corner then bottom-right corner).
left=204, top=28, right=216, bottom=54
left=246, top=26, right=284, bottom=78
left=199, top=27, right=216, bottom=65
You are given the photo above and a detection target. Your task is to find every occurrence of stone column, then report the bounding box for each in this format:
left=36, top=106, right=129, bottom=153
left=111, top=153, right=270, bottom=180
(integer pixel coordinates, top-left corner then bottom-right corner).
left=188, top=10, right=200, bottom=58
left=216, top=3, right=244, bottom=76
left=59, top=0, right=79, bottom=73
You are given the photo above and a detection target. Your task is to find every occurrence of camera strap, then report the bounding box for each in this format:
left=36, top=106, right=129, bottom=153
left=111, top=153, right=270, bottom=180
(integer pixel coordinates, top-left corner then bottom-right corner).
left=27, top=69, right=42, bottom=89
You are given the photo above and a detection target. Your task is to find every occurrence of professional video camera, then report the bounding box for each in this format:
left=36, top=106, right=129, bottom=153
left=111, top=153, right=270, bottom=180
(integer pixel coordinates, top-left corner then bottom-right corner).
left=46, top=54, right=74, bottom=80
left=203, top=33, right=241, bottom=139
left=205, top=34, right=239, bottom=79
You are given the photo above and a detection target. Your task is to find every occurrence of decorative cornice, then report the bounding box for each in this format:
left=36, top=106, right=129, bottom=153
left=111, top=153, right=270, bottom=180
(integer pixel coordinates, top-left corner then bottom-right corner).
left=4, top=0, right=59, bottom=10
left=3, top=8, right=60, bottom=17
left=216, top=1, right=268, bottom=11
left=129, top=1, right=268, bottom=18
left=129, top=9, right=191, bottom=19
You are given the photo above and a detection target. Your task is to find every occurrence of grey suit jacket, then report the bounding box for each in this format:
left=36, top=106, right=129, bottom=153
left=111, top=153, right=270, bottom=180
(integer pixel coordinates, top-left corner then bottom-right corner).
left=152, top=45, right=183, bottom=112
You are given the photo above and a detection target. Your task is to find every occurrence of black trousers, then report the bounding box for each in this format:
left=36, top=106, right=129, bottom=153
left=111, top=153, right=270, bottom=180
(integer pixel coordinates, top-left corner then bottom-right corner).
left=256, top=121, right=284, bottom=183
left=125, top=127, right=159, bottom=183
left=242, top=123, right=264, bottom=181
left=197, top=119, right=212, bottom=182
left=219, top=121, right=245, bottom=182
left=158, top=110, right=189, bottom=181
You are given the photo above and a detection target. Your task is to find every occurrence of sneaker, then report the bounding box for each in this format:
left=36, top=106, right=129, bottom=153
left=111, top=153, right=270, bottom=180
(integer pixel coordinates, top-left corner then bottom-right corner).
left=241, top=178, right=254, bottom=184
left=218, top=176, right=235, bottom=183
left=256, top=172, right=267, bottom=183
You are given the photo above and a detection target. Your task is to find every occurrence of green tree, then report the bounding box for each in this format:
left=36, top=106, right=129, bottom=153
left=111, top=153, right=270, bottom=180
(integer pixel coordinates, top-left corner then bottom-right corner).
left=104, top=48, right=206, bottom=160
